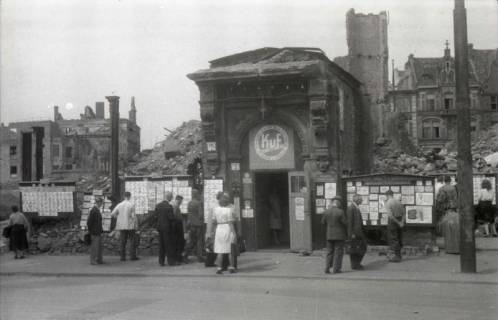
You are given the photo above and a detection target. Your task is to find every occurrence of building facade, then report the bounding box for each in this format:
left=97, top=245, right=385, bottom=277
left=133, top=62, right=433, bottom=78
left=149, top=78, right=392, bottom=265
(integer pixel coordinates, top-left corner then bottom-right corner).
left=0, top=98, right=140, bottom=184
left=388, top=44, right=498, bottom=151
left=188, top=47, right=371, bottom=251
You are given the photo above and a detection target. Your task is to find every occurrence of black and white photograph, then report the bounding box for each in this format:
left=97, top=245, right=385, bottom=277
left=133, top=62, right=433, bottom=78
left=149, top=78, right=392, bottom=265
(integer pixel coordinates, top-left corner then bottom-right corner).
left=0, top=0, right=497, bottom=319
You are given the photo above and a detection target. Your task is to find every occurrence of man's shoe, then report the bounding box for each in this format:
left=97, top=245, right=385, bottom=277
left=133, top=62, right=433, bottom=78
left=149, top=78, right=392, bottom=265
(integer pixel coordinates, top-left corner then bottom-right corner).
left=389, top=257, right=401, bottom=263
left=332, top=270, right=342, bottom=274
left=216, top=269, right=223, bottom=275
left=120, top=257, right=126, bottom=261
left=159, top=262, right=165, bottom=266
left=352, top=265, right=364, bottom=270
left=130, top=257, right=140, bottom=261
left=324, top=269, right=331, bottom=274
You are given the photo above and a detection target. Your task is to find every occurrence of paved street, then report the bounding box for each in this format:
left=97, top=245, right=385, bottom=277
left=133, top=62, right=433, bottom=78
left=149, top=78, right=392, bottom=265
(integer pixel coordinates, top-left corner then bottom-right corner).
left=1, top=250, right=498, bottom=320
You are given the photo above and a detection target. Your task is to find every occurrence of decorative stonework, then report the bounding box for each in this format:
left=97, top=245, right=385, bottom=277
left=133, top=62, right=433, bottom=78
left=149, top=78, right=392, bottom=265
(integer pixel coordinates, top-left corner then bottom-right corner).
left=310, top=99, right=328, bottom=138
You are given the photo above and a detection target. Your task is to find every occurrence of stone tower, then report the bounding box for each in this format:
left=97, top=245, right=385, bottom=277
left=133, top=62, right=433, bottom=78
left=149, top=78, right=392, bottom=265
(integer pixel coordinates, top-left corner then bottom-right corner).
left=345, top=9, right=389, bottom=140
left=129, top=96, right=137, bottom=124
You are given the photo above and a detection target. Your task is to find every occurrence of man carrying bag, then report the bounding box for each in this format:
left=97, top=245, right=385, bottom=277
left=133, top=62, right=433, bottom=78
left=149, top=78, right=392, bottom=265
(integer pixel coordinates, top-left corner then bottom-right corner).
left=346, top=194, right=367, bottom=270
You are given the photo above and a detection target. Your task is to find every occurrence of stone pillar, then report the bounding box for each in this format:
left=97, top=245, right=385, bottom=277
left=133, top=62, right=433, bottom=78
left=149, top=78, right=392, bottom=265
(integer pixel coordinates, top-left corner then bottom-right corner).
left=106, top=96, right=120, bottom=201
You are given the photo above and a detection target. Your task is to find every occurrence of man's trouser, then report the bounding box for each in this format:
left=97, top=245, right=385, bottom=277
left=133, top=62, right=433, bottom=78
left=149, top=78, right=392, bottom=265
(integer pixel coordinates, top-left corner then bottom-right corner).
left=120, top=230, right=138, bottom=260
left=186, top=225, right=205, bottom=260
left=387, top=220, right=403, bottom=260
left=325, top=240, right=345, bottom=273
left=349, top=239, right=367, bottom=269
left=90, top=235, right=103, bottom=264
left=158, top=230, right=175, bottom=265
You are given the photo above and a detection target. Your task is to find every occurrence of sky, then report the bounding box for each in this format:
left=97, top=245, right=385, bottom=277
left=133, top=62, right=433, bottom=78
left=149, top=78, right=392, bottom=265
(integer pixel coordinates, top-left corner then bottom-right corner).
left=1, top=0, right=497, bottom=149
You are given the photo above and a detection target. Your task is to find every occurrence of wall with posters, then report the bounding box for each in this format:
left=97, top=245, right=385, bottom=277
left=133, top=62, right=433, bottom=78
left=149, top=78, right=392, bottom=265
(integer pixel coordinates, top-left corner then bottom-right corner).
left=19, top=181, right=76, bottom=217
left=343, top=174, right=436, bottom=247
left=124, top=175, right=192, bottom=215
left=80, top=190, right=113, bottom=231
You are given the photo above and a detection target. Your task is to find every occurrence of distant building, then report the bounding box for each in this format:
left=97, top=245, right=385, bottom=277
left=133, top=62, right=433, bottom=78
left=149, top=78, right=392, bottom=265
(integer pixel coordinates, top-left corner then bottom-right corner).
left=0, top=98, right=140, bottom=184
left=388, top=43, right=498, bottom=151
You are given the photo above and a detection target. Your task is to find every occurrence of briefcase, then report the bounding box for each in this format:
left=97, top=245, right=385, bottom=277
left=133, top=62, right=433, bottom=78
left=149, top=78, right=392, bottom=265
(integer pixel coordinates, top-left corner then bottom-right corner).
left=345, top=238, right=366, bottom=255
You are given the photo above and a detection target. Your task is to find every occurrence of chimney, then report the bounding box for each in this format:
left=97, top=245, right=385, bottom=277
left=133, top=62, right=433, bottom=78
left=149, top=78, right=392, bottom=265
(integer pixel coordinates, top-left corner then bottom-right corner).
left=129, top=96, right=137, bottom=124
left=54, top=106, right=62, bottom=121
left=95, top=102, right=105, bottom=119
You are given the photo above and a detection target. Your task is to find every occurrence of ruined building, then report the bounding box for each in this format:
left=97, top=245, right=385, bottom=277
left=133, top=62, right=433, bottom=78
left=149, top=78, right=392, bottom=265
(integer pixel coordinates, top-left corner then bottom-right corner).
left=334, top=9, right=389, bottom=141
left=388, top=43, right=498, bottom=151
left=0, top=98, right=140, bottom=184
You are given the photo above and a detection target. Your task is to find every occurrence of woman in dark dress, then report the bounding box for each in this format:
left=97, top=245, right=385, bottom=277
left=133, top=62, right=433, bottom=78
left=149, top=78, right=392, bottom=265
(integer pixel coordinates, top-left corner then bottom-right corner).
left=8, top=205, right=30, bottom=259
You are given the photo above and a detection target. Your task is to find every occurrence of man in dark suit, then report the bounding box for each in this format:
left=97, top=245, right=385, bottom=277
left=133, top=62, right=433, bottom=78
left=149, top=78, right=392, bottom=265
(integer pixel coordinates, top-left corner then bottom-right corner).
left=347, top=194, right=367, bottom=270
left=321, top=196, right=347, bottom=274
left=87, top=197, right=104, bottom=265
left=155, top=191, right=176, bottom=266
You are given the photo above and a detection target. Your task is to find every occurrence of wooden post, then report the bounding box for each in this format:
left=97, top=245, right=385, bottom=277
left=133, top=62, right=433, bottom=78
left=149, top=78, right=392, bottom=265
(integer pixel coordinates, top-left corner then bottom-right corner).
left=454, top=0, right=476, bottom=273
left=106, top=96, right=121, bottom=203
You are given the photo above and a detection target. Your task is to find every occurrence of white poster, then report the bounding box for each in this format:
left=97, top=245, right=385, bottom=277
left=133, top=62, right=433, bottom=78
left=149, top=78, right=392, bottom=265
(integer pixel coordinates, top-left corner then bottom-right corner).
left=415, top=193, right=434, bottom=206
left=406, top=206, right=432, bottom=224
left=324, top=183, right=337, bottom=199
left=295, top=197, right=305, bottom=221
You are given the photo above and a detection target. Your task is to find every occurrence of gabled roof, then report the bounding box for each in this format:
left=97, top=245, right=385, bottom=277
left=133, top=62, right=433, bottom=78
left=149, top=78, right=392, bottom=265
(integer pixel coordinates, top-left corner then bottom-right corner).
left=469, top=48, right=498, bottom=83
left=187, top=47, right=361, bottom=86
left=398, top=46, right=497, bottom=89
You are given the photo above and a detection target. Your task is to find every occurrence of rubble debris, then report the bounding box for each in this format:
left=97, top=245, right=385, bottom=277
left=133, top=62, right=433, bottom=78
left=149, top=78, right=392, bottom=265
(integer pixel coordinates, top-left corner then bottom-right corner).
left=373, top=124, right=498, bottom=175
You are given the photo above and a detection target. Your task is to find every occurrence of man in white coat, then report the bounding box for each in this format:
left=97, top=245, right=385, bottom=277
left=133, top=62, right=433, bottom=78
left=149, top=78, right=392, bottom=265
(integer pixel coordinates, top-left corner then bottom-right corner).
left=111, top=192, right=139, bottom=261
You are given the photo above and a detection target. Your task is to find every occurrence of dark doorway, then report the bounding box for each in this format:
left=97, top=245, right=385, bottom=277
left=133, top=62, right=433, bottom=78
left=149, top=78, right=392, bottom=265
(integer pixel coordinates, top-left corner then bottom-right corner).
left=22, top=132, right=32, bottom=181
left=254, top=172, right=290, bottom=249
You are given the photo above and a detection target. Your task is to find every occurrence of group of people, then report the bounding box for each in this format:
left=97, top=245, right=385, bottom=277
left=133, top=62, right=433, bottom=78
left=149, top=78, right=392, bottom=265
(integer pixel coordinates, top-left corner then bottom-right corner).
left=86, top=189, right=241, bottom=275
left=86, top=191, right=195, bottom=266
left=322, top=190, right=406, bottom=274
left=434, top=176, right=497, bottom=255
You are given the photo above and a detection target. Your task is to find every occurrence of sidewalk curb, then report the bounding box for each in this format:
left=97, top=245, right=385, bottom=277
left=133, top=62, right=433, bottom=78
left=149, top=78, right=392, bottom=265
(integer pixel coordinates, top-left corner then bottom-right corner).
left=1, top=271, right=497, bottom=286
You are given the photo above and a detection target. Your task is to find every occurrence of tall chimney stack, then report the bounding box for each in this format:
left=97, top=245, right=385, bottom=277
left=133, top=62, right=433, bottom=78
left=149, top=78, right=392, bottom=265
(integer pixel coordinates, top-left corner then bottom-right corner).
left=95, top=102, right=105, bottom=119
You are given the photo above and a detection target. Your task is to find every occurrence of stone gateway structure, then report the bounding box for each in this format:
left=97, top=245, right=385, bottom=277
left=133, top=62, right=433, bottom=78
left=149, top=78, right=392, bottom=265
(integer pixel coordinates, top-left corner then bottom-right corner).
left=188, top=47, right=372, bottom=251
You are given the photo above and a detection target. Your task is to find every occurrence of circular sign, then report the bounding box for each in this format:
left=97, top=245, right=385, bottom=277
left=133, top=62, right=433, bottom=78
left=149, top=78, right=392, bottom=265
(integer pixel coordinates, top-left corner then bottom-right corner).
left=254, top=125, right=289, bottom=161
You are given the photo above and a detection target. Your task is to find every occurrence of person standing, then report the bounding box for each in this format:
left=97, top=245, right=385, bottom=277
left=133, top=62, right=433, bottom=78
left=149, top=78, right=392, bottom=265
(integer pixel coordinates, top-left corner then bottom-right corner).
left=476, top=179, right=497, bottom=237
left=154, top=191, right=176, bottom=266
left=385, top=190, right=405, bottom=262
left=212, top=194, right=237, bottom=274
left=186, top=189, right=205, bottom=262
left=111, top=191, right=139, bottom=261
left=87, top=197, right=104, bottom=265
left=171, top=195, right=186, bottom=264
left=347, top=194, right=367, bottom=270
left=268, top=188, right=282, bottom=245
left=321, top=196, right=347, bottom=274
left=8, top=205, right=30, bottom=259
left=436, top=176, right=460, bottom=253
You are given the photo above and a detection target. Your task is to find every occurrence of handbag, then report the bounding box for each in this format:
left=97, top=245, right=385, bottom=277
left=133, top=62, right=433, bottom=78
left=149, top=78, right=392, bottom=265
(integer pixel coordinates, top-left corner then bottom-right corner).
left=2, top=225, right=12, bottom=238
left=345, top=238, right=366, bottom=255
left=84, top=232, right=92, bottom=245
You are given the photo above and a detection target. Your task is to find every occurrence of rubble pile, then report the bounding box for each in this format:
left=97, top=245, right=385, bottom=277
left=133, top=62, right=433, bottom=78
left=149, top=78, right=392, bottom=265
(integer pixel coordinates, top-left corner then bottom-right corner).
left=126, top=120, right=202, bottom=176
left=28, top=219, right=160, bottom=256
left=373, top=124, right=498, bottom=175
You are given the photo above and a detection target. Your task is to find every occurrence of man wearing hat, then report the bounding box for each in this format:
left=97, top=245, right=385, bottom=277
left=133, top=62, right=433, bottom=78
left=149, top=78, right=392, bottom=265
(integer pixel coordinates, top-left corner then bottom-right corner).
left=385, top=190, right=405, bottom=262
left=321, top=196, right=348, bottom=274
